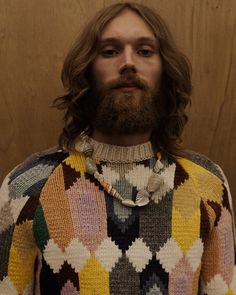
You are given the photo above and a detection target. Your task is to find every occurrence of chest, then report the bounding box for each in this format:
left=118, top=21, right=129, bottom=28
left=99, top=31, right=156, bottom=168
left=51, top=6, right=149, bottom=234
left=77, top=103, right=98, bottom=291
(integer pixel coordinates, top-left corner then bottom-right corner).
left=32, top=159, right=203, bottom=294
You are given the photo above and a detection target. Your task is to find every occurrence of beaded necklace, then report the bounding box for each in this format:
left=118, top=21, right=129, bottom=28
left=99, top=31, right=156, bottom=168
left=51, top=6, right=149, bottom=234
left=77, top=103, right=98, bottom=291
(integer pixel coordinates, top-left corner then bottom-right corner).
left=75, top=131, right=165, bottom=207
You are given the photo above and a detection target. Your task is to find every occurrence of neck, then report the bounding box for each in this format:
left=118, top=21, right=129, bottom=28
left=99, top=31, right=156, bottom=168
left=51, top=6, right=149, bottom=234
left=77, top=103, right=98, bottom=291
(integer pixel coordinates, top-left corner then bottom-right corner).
left=92, top=129, right=152, bottom=146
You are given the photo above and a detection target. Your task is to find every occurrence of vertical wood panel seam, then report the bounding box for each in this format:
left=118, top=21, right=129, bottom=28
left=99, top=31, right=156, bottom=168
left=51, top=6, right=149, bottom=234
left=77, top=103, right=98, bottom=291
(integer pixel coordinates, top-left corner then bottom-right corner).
left=0, top=94, right=15, bottom=153
left=209, top=16, right=236, bottom=156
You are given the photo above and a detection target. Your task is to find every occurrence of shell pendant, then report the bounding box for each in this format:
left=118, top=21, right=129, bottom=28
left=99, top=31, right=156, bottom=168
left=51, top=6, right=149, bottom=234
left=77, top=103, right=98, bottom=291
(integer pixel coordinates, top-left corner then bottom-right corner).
left=78, top=131, right=164, bottom=208
left=135, top=189, right=150, bottom=207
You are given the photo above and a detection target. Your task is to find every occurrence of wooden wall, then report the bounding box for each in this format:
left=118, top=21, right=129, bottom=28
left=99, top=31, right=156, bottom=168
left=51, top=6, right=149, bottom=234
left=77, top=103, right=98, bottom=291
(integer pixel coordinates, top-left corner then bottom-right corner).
left=0, top=0, right=235, bottom=216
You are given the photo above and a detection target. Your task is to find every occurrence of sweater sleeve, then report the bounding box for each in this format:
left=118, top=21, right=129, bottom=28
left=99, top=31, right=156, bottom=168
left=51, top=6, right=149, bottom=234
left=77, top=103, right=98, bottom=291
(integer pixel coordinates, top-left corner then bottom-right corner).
left=200, top=168, right=236, bottom=294
left=0, top=149, right=68, bottom=294
left=0, top=171, right=38, bottom=294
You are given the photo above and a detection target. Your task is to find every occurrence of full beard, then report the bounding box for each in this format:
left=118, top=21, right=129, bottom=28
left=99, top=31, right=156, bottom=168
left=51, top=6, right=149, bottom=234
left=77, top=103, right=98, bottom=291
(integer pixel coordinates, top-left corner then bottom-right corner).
left=88, top=74, right=161, bottom=135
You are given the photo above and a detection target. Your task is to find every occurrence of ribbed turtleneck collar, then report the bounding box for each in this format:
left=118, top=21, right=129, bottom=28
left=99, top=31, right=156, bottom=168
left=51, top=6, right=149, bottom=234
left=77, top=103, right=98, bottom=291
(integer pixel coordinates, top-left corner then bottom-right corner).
left=75, top=137, right=155, bottom=163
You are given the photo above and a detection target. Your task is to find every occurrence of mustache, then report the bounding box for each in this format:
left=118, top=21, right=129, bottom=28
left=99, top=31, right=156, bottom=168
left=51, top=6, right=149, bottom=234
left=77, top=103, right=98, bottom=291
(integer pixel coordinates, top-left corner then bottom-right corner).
left=103, top=73, right=149, bottom=91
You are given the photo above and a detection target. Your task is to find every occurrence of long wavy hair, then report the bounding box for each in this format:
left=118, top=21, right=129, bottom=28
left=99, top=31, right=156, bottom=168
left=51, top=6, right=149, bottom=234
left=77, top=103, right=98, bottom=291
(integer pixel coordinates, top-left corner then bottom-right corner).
left=53, top=2, right=192, bottom=156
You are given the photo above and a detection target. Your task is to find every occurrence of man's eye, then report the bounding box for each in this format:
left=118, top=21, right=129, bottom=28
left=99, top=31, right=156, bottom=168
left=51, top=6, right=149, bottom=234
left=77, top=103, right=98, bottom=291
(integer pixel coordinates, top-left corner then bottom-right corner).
left=138, top=49, right=154, bottom=57
left=101, top=49, right=119, bottom=57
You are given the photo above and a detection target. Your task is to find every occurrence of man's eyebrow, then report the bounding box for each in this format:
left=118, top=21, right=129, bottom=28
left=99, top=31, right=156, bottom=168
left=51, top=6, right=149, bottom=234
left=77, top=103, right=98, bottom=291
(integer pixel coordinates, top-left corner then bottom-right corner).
left=98, top=37, right=159, bottom=46
left=135, top=37, right=159, bottom=46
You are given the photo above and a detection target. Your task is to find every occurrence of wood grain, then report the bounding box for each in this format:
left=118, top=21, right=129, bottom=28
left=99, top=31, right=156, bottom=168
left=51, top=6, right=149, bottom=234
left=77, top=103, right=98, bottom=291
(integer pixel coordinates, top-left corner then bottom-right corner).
left=0, top=0, right=235, bottom=216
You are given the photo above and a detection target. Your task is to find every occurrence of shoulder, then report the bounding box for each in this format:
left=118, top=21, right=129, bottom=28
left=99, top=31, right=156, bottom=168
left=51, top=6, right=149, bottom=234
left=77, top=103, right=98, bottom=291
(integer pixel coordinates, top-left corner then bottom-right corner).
left=173, top=151, right=234, bottom=224
left=176, top=152, right=236, bottom=247
left=174, top=150, right=235, bottom=218
left=173, top=150, right=229, bottom=205
left=0, top=146, right=70, bottom=203
left=8, top=146, right=69, bottom=182
left=175, top=150, right=225, bottom=182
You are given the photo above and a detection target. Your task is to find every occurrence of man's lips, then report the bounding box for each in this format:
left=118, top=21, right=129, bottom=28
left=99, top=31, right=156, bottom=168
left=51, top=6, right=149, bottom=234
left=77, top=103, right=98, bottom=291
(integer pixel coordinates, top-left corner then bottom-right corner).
left=114, top=84, right=140, bottom=92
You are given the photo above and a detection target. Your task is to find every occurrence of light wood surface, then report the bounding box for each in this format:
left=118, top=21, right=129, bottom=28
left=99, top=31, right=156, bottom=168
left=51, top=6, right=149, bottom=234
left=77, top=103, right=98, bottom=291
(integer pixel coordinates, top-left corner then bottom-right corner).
left=0, top=0, right=235, bottom=216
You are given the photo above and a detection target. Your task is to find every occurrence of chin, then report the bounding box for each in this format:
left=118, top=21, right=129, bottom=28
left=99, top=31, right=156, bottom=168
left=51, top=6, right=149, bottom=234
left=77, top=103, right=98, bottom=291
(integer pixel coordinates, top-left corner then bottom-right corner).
left=112, top=92, right=143, bottom=106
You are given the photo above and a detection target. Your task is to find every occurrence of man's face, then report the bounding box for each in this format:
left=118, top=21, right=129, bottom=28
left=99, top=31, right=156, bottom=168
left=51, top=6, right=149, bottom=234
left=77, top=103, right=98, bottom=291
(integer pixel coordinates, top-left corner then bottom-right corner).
left=90, top=9, right=163, bottom=135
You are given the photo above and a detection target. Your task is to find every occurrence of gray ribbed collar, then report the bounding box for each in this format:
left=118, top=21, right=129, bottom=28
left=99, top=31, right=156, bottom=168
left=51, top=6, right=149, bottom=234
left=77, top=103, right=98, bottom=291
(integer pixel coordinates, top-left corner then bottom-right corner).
left=75, top=137, right=155, bottom=163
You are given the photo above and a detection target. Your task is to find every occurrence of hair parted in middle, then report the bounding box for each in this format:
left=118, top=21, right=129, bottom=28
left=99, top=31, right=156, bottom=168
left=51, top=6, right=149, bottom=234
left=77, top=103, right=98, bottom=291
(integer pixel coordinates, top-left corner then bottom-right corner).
left=54, top=2, right=192, bottom=156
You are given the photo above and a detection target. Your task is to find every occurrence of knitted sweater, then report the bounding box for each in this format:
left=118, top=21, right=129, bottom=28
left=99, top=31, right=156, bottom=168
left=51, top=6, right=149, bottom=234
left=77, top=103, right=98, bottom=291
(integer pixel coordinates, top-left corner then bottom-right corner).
left=0, top=140, right=235, bottom=295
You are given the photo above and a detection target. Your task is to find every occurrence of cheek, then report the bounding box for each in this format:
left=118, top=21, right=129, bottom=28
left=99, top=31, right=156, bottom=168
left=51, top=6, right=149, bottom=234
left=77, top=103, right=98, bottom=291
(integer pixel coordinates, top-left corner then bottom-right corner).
left=92, top=59, right=113, bottom=84
left=149, top=61, right=163, bottom=85
left=140, top=56, right=162, bottom=77
left=142, top=68, right=162, bottom=88
left=91, top=60, right=102, bottom=79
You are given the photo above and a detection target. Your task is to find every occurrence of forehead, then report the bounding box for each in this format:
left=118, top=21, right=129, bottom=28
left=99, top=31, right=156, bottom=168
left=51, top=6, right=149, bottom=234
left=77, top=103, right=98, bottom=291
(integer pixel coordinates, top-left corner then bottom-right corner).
left=100, top=9, right=156, bottom=42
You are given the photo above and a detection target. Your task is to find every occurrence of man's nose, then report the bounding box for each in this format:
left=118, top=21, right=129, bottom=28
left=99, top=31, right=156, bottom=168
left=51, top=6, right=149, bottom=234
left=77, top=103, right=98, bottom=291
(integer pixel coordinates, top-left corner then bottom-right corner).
left=119, top=48, right=137, bottom=75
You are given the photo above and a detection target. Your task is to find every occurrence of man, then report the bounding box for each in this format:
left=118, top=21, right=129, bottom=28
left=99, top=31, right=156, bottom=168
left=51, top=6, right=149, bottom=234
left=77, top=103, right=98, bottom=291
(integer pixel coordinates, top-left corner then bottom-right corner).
left=0, top=2, right=235, bottom=294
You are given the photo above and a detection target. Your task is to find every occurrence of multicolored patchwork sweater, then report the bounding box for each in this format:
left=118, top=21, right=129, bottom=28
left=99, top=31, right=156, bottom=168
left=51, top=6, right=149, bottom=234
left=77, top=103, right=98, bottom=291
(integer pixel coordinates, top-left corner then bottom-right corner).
left=0, top=140, right=235, bottom=295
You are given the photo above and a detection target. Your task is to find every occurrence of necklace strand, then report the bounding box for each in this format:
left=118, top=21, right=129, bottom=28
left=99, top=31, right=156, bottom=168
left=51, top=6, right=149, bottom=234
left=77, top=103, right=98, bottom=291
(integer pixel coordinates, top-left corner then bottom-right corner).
left=75, top=131, right=165, bottom=207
